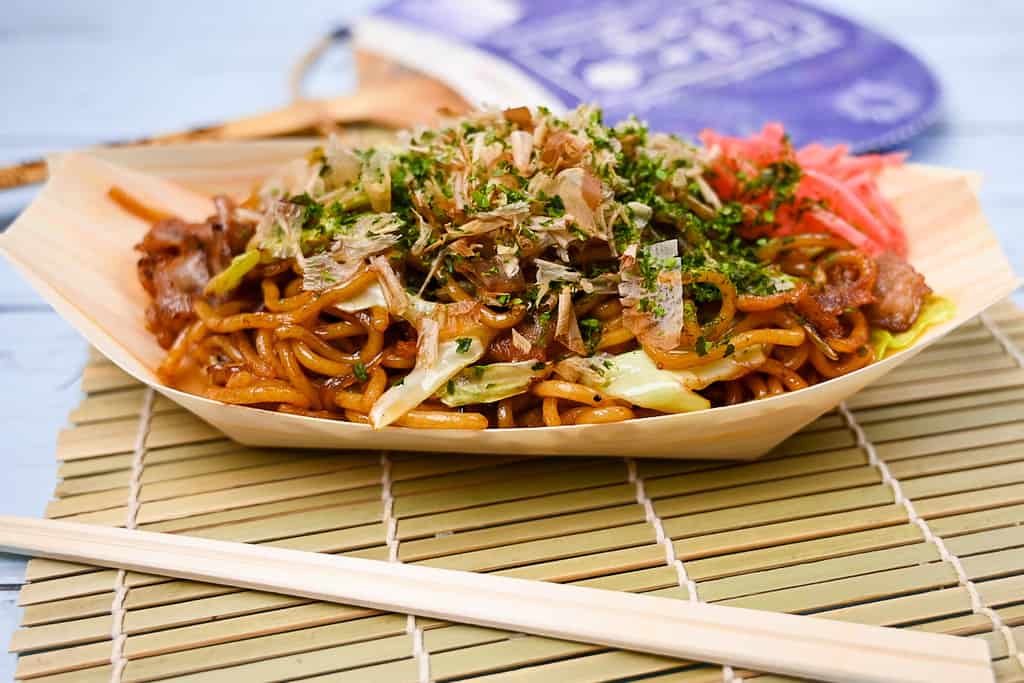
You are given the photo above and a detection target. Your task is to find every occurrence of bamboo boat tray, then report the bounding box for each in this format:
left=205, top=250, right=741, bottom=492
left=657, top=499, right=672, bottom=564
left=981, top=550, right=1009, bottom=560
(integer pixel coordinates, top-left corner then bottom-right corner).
left=9, top=301, right=1024, bottom=682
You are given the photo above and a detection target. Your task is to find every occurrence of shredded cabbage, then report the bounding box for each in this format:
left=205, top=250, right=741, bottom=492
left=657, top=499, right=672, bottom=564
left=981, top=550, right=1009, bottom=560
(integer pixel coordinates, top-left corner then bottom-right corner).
left=333, top=282, right=389, bottom=312
left=369, top=336, right=485, bottom=428
left=871, top=296, right=956, bottom=359
left=360, top=149, right=392, bottom=212
left=436, top=361, right=545, bottom=407
left=569, top=351, right=708, bottom=413
left=567, top=346, right=766, bottom=413
left=203, top=250, right=260, bottom=296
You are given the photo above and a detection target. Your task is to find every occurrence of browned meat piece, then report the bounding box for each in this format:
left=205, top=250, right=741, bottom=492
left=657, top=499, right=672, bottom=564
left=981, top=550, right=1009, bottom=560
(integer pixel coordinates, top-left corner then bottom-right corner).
left=794, top=289, right=844, bottom=338
left=137, top=219, right=194, bottom=252
left=486, top=333, right=545, bottom=363
left=213, top=196, right=254, bottom=253
left=455, top=256, right=526, bottom=293
left=451, top=238, right=526, bottom=294
left=866, top=252, right=931, bottom=332
left=146, top=251, right=210, bottom=347
left=485, top=315, right=550, bottom=363
left=796, top=250, right=878, bottom=338
left=135, top=195, right=254, bottom=348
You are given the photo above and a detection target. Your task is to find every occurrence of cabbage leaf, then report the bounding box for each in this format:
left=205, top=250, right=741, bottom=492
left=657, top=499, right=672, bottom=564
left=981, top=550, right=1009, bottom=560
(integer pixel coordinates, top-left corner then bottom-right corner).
left=436, top=361, right=545, bottom=407
left=574, top=350, right=709, bottom=413
left=204, top=250, right=260, bottom=296
left=569, top=346, right=766, bottom=413
left=369, top=336, right=485, bottom=428
left=871, top=296, right=956, bottom=360
left=333, top=282, right=389, bottom=312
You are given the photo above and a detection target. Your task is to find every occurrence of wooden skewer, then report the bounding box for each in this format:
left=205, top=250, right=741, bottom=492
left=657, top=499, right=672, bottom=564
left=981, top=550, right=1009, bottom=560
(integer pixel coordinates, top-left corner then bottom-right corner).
left=0, top=76, right=467, bottom=191
left=0, top=515, right=993, bottom=683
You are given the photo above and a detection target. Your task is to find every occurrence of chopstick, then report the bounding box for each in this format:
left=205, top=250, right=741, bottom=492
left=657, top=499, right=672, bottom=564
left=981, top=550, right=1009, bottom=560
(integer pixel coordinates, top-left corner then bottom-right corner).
left=0, top=76, right=467, bottom=191
left=0, top=515, right=993, bottom=683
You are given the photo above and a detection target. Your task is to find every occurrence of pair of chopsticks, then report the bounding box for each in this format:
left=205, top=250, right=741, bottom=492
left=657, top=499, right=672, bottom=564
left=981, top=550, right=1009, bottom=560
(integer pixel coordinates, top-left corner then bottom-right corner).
left=0, top=516, right=993, bottom=683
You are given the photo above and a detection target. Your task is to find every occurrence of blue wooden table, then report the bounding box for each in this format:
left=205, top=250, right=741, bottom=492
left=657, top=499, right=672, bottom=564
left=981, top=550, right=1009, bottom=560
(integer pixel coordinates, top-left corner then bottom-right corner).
left=1, top=1, right=1022, bottom=679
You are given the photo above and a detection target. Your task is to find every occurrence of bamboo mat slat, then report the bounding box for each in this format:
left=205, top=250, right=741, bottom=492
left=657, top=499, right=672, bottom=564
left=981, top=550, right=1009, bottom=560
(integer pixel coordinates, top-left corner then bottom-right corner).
left=9, top=305, right=1024, bottom=682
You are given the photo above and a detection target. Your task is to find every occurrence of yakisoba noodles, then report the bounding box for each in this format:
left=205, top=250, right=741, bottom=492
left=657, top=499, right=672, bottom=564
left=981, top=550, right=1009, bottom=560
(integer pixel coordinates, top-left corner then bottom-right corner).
left=129, top=105, right=952, bottom=430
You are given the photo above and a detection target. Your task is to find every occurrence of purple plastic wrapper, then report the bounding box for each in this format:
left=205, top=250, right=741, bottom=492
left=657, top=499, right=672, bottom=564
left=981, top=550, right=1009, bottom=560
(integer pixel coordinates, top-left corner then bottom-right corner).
left=358, top=0, right=941, bottom=150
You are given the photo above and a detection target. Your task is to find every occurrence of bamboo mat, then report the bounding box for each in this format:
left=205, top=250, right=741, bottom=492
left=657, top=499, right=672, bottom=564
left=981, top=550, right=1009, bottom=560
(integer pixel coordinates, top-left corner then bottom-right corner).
left=8, top=301, right=1024, bottom=683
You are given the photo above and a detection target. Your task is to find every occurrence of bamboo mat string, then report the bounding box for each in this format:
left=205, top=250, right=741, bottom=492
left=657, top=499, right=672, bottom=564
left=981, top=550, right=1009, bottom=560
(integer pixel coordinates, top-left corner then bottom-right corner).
left=625, top=458, right=698, bottom=601
left=977, top=314, right=1024, bottom=670
left=951, top=314, right=1023, bottom=671
left=380, top=451, right=431, bottom=683
left=839, top=398, right=1024, bottom=674
left=381, top=452, right=398, bottom=563
left=108, top=387, right=155, bottom=683
left=980, top=311, right=1024, bottom=368
left=626, top=458, right=740, bottom=682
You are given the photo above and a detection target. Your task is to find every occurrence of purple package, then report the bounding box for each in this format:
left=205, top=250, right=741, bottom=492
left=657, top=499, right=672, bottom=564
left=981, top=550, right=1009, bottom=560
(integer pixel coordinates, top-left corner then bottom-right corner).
left=355, top=0, right=941, bottom=150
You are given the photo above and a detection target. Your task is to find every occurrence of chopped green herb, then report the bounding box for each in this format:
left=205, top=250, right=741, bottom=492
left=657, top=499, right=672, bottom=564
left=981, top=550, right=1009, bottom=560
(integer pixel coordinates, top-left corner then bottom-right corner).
left=456, top=337, right=473, bottom=354
left=353, top=362, right=368, bottom=382
left=579, top=317, right=602, bottom=352
left=695, top=336, right=709, bottom=356
left=545, top=195, right=566, bottom=217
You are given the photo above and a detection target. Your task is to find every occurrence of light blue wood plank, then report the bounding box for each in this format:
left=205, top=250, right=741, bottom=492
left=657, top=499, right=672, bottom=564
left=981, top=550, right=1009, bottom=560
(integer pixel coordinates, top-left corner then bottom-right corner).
left=0, top=258, right=49, bottom=309
left=0, top=557, right=26, bottom=586
left=0, top=0, right=381, bottom=147
left=0, top=309, right=79, bottom=616
left=0, top=310, right=83, bottom=552
left=0, top=592, right=21, bottom=683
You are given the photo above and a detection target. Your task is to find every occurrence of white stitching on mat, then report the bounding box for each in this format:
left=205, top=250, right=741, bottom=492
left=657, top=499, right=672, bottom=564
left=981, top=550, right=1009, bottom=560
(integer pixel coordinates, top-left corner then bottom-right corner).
left=626, top=461, right=738, bottom=680
left=980, top=311, right=1024, bottom=369
left=978, top=313, right=1024, bottom=669
left=382, top=453, right=431, bottom=683
left=625, top=458, right=700, bottom=602
left=109, top=388, right=155, bottom=683
left=838, top=400, right=1024, bottom=673
left=381, top=452, right=398, bottom=563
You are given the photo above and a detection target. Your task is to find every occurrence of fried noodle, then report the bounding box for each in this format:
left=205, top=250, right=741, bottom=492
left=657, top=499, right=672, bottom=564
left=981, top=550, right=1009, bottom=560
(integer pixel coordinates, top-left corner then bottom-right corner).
left=128, top=106, right=941, bottom=430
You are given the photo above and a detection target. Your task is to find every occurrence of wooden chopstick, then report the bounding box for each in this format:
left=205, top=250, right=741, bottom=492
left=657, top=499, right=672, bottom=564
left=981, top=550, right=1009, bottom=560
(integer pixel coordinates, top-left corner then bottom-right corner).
left=0, top=515, right=993, bottom=683
left=0, top=76, right=467, bottom=191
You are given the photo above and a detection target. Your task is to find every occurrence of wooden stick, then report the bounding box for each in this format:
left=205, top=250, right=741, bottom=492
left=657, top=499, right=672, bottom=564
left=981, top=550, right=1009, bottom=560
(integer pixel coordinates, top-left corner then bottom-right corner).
left=0, top=516, right=992, bottom=683
left=0, top=76, right=467, bottom=190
